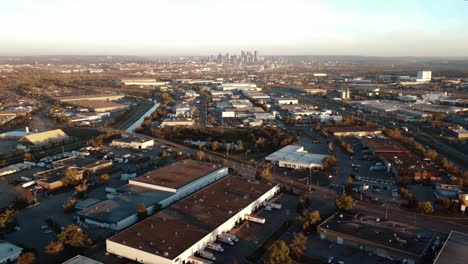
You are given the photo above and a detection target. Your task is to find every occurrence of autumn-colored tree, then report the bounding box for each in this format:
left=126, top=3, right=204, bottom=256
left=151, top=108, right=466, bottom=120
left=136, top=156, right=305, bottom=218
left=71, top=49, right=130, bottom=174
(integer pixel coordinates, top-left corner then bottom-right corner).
left=297, top=210, right=321, bottom=232
left=136, top=203, right=148, bottom=220
left=259, top=163, right=272, bottom=181
left=16, top=252, right=36, bottom=264
left=421, top=201, right=434, bottom=214
left=289, top=232, right=307, bottom=259
left=99, top=173, right=110, bottom=182
left=268, top=240, right=291, bottom=264
left=44, top=240, right=64, bottom=255
left=57, top=224, right=92, bottom=248
left=335, top=194, right=354, bottom=211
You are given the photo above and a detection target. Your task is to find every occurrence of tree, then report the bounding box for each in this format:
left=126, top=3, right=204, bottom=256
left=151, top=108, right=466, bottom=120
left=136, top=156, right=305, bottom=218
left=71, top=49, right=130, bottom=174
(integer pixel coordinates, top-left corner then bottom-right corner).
left=289, top=232, right=307, bottom=259
left=345, top=176, right=354, bottom=193
left=63, top=197, right=77, bottom=213
left=14, top=186, right=35, bottom=207
left=314, top=122, right=321, bottom=132
left=268, top=240, right=291, bottom=264
left=438, top=197, right=451, bottom=209
left=335, top=194, right=353, bottom=211
left=196, top=150, right=205, bottom=161
left=424, top=149, right=438, bottom=162
left=57, top=224, right=91, bottom=248
left=297, top=210, right=321, bottom=232
left=421, top=201, right=434, bottom=214
left=328, top=141, right=334, bottom=153
left=61, top=167, right=80, bottom=186
left=16, top=252, right=36, bottom=264
left=259, top=163, right=272, bottom=181
left=322, top=156, right=339, bottom=174
left=211, top=141, right=220, bottom=151
left=236, top=139, right=244, bottom=152
left=44, top=240, right=64, bottom=255
left=99, top=173, right=110, bottom=182
left=0, top=209, right=16, bottom=229
left=136, top=203, right=148, bottom=220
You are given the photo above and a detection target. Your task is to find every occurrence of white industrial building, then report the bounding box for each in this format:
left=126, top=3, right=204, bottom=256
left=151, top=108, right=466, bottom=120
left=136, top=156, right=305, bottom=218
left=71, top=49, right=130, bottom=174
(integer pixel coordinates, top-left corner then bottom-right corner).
left=160, top=119, right=195, bottom=128
left=76, top=160, right=228, bottom=230
left=110, top=136, right=154, bottom=150
left=416, top=71, right=432, bottom=82
left=273, top=98, right=299, bottom=105
left=219, top=83, right=260, bottom=91
left=106, top=176, right=280, bottom=264
left=0, top=241, right=22, bottom=263
left=265, top=145, right=328, bottom=170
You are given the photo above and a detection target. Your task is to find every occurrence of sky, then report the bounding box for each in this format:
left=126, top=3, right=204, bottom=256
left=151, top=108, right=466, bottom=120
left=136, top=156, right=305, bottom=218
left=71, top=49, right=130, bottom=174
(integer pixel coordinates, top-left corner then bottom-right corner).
left=1, top=0, right=467, bottom=56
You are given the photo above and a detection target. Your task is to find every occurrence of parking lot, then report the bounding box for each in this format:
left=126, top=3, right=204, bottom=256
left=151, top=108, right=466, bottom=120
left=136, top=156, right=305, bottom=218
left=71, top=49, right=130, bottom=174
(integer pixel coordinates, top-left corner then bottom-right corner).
left=192, top=194, right=298, bottom=264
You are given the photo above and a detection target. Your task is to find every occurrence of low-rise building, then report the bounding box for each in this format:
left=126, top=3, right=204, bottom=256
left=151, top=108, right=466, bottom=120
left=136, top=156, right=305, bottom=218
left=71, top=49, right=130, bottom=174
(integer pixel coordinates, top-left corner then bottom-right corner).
left=318, top=213, right=435, bottom=264
left=35, top=166, right=86, bottom=190
left=326, top=126, right=382, bottom=137
left=433, top=231, right=468, bottom=264
left=110, top=136, right=154, bottom=150
left=160, top=119, right=195, bottom=128
left=77, top=160, right=228, bottom=230
left=65, top=100, right=128, bottom=112
left=265, top=145, right=328, bottom=170
left=444, top=128, right=468, bottom=139
left=62, top=255, right=103, bottom=264
left=0, top=241, right=22, bottom=264
left=56, top=94, right=124, bottom=102
left=17, top=129, right=69, bottom=151
left=106, top=176, right=280, bottom=264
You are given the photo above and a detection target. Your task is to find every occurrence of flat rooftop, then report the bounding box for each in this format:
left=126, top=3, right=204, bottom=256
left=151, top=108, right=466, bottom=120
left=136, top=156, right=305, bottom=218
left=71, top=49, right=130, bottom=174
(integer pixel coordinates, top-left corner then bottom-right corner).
left=132, top=160, right=222, bottom=190
left=108, top=176, right=278, bottom=260
left=77, top=188, right=172, bottom=224
left=66, top=100, right=128, bottom=110
left=62, top=255, right=103, bottom=264
left=326, top=126, right=381, bottom=133
left=434, top=231, right=468, bottom=264
left=52, top=156, right=98, bottom=167
left=362, top=137, right=410, bottom=154
left=318, top=213, right=435, bottom=257
left=265, top=145, right=328, bottom=165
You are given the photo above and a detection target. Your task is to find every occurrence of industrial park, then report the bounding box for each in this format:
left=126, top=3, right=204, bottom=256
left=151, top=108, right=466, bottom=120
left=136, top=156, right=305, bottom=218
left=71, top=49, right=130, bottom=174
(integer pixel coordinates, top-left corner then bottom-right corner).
left=1, top=1, right=468, bottom=264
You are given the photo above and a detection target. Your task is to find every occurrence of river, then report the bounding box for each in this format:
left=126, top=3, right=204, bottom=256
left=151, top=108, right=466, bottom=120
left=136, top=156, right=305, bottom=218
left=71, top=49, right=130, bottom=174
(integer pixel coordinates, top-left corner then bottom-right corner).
left=125, top=100, right=160, bottom=132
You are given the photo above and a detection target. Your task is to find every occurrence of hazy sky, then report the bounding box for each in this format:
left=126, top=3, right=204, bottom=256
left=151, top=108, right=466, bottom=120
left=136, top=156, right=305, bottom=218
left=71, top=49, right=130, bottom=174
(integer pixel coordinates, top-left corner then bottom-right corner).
left=1, top=0, right=467, bottom=56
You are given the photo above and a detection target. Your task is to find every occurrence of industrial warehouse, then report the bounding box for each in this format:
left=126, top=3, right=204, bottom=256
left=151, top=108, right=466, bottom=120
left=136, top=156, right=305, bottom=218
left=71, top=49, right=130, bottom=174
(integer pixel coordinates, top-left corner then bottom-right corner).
left=318, top=213, right=436, bottom=264
left=76, top=160, right=228, bottom=230
left=106, top=176, right=280, bottom=264
left=265, top=145, right=328, bottom=170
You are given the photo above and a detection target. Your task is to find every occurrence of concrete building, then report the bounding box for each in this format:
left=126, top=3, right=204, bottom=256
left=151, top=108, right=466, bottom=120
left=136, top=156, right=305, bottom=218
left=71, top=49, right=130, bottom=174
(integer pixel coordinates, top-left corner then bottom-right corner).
left=433, top=231, right=468, bottom=264
left=220, top=83, right=259, bottom=91
left=35, top=166, right=86, bottom=190
left=65, top=100, right=128, bottom=112
left=273, top=98, right=299, bottom=105
left=416, top=71, right=432, bottom=82
left=265, top=145, right=328, bottom=170
left=0, top=241, right=22, bottom=264
left=77, top=160, right=228, bottom=230
left=110, top=136, right=154, bottom=150
left=444, top=128, right=468, bottom=139
left=160, top=119, right=195, bottom=128
left=56, top=94, right=124, bottom=102
left=326, top=126, right=382, bottom=137
left=106, top=176, right=280, bottom=264
left=121, top=79, right=169, bottom=86
left=318, top=213, right=435, bottom=264
left=63, top=255, right=103, bottom=264
left=17, top=129, right=69, bottom=151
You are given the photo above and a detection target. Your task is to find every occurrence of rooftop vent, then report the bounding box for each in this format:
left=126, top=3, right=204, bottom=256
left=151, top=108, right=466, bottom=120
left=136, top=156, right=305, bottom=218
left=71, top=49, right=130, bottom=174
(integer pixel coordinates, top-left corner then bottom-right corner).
left=164, top=252, right=169, bottom=256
